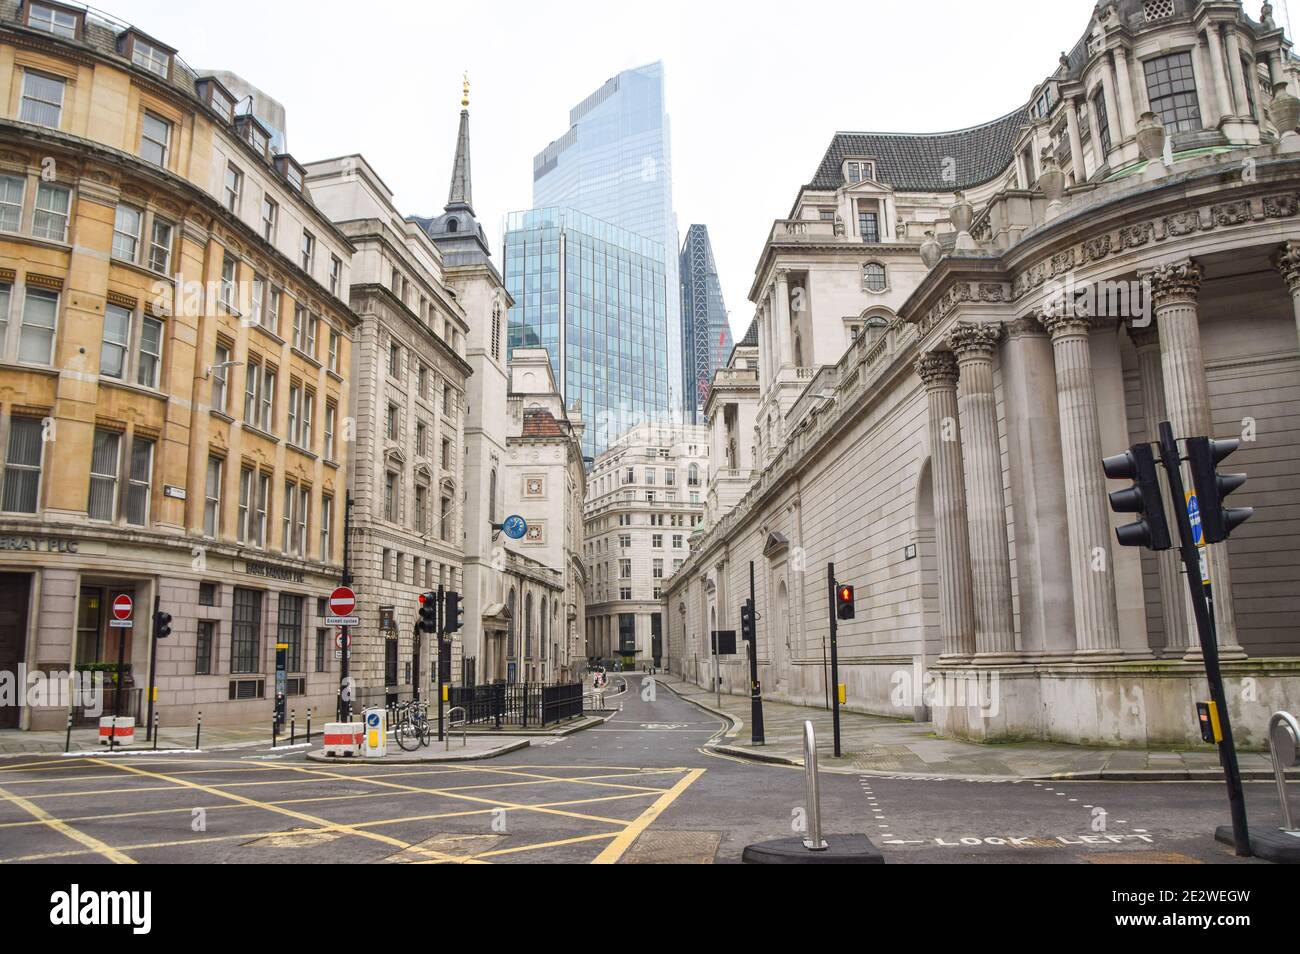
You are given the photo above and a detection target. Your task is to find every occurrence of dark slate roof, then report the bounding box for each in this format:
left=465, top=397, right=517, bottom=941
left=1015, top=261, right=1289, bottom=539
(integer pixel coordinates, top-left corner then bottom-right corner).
left=807, top=105, right=1031, bottom=193
left=739, top=318, right=758, bottom=348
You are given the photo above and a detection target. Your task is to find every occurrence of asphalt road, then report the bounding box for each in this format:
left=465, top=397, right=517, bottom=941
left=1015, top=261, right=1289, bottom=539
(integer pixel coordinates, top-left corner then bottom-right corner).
left=0, top=673, right=1286, bottom=864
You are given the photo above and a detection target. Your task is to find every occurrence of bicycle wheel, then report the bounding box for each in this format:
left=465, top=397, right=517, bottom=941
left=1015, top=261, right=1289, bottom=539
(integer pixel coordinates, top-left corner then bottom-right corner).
left=395, top=713, right=420, bottom=751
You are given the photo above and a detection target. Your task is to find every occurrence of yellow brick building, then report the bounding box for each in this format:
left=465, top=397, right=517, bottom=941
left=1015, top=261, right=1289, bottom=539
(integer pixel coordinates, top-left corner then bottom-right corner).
left=0, top=1, right=358, bottom=729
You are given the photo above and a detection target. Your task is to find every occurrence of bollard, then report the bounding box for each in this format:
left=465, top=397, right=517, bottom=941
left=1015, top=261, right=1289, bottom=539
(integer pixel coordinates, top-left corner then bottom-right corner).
left=802, top=720, right=827, bottom=851
left=272, top=717, right=277, bottom=749
left=1269, top=711, right=1300, bottom=832
left=195, top=710, right=202, bottom=751
left=291, top=709, right=296, bottom=746
left=109, top=715, right=116, bottom=753
left=307, top=706, right=312, bottom=745
left=64, top=713, right=72, bottom=754
left=152, top=711, right=159, bottom=751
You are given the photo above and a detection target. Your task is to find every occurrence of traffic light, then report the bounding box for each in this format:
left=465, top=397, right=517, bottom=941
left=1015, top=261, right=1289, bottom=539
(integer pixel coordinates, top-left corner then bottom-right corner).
left=1102, top=443, right=1171, bottom=551
left=740, top=600, right=755, bottom=642
left=153, top=610, right=172, bottom=639
left=418, top=591, right=438, bottom=634
left=1186, top=436, right=1253, bottom=544
left=444, top=590, right=463, bottom=634
left=835, top=584, right=855, bottom=621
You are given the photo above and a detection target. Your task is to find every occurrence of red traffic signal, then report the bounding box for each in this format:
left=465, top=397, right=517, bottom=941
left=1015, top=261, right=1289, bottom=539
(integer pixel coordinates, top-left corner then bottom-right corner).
left=418, top=591, right=438, bottom=634
left=836, top=584, right=855, bottom=621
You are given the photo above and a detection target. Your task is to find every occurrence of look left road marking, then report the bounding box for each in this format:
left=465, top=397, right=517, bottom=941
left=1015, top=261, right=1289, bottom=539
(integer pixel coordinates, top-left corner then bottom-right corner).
left=0, top=781, right=135, bottom=864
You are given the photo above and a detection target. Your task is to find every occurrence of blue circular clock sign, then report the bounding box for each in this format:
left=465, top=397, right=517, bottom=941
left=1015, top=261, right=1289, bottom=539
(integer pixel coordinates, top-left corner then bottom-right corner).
left=502, top=514, right=528, bottom=540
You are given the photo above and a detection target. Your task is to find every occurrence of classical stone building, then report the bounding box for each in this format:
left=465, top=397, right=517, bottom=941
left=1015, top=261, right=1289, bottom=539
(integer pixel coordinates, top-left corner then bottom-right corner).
left=304, top=153, right=471, bottom=709
left=665, top=0, right=1300, bottom=746
left=0, top=3, right=357, bottom=729
left=584, top=421, right=708, bottom=667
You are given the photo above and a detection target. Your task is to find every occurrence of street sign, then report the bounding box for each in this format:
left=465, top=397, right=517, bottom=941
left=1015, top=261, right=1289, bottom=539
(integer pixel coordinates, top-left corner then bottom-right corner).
left=711, top=630, right=737, bottom=655
left=329, top=586, right=357, bottom=617
left=335, top=631, right=351, bottom=649
left=333, top=649, right=351, bottom=660
left=1186, top=492, right=1203, bottom=546
left=326, top=615, right=360, bottom=626
left=501, top=514, right=527, bottom=540
left=110, top=594, right=134, bottom=628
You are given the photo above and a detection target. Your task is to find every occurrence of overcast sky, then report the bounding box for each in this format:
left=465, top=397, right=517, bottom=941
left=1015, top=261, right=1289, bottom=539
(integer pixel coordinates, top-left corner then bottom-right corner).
left=103, top=1, right=1284, bottom=340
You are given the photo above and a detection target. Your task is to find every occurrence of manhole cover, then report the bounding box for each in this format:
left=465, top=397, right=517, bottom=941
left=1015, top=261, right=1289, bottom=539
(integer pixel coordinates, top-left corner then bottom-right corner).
left=244, top=830, right=341, bottom=850
left=621, top=830, right=721, bottom=864
left=383, top=833, right=506, bottom=863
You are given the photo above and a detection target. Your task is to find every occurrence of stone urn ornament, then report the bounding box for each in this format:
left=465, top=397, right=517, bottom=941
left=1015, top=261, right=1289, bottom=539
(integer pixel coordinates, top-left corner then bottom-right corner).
left=1135, top=111, right=1167, bottom=162
left=1038, top=149, right=1067, bottom=221
left=920, top=230, right=942, bottom=269
left=1269, top=82, right=1300, bottom=138
left=950, top=192, right=976, bottom=251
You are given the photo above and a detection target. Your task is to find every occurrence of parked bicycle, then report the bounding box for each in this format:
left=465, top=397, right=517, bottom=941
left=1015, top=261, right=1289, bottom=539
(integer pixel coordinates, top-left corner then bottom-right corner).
left=394, top=700, right=433, bottom=750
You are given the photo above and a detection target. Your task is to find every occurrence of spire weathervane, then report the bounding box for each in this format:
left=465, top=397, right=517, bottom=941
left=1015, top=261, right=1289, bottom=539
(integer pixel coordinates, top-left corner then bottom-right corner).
left=462, top=72, right=470, bottom=109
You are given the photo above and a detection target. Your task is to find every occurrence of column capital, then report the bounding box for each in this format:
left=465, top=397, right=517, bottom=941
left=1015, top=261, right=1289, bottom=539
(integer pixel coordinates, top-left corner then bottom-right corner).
left=946, top=320, right=1002, bottom=359
left=1274, top=240, right=1300, bottom=293
left=1139, top=258, right=1203, bottom=308
left=915, top=350, right=959, bottom=387
left=1005, top=315, right=1047, bottom=339
left=1037, top=308, right=1092, bottom=340
left=774, top=267, right=791, bottom=282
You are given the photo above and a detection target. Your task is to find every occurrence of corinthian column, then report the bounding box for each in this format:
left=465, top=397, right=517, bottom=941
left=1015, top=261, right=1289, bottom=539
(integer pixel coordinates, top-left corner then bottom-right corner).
left=774, top=269, right=792, bottom=370
left=1126, top=319, right=1190, bottom=653
left=916, top=351, right=976, bottom=661
left=946, top=321, right=1017, bottom=660
left=1039, top=309, right=1122, bottom=657
left=1138, top=259, right=1242, bottom=658
left=1274, top=241, right=1300, bottom=346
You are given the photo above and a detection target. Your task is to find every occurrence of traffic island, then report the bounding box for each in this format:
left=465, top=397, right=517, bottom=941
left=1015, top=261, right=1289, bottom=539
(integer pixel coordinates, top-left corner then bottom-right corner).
left=743, top=835, right=884, bottom=865
left=1214, top=826, right=1300, bottom=864
left=307, top=736, right=529, bottom=764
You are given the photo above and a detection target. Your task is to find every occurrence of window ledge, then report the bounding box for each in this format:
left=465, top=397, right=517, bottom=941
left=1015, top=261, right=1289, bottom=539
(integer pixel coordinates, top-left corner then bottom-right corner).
left=326, top=368, right=343, bottom=383
left=251, top=323, right=286, bottom=348
left=240, top=423, right=281, bottom=444
left=0, top=360, right=59, bottom=377
left=287, top=445, right=318, bottom=462
left=99, top=376, right=166, bottom=401
left=210, top=409, right=235, bottom=424
left=322, top=457, right=340, bottom=470
left=109, top=255, right=172, bottom=285
left=292, top=347, right=321, bottom=369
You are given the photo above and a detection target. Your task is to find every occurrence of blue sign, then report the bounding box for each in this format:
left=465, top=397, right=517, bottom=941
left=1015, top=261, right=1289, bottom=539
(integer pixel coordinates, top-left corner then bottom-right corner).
left=501, top=514, right=528, bottom=540
left=1187, top=493, right=1203, bottom=546
left=366, top=712, right=380, bottom=728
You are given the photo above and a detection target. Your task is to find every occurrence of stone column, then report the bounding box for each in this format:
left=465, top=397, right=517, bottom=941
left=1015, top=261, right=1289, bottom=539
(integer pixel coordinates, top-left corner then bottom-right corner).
left=1111, top=46, right=1138, bottom=139
left=1205, top=22, right=1236, bottom=123
left=1065, top=96, right=1086, bottom=182
left=1127, top=319, right=1189, bottom=652
left=1039, top=309, right=1123, bottom=657
left=916, top=351, right=977, bottom=661
left=1138, top=258, right=1242, bottom=658
left=1098, top=65, right=1123, bottom=152
left=758, top=301, right=770, bottom=393
left=1191, top=40, right=1221, bottom=128
left=1273, top=241, right=1300, bottom=346
left=946, top=321, right=1017, bottom=660
left=774, top=269, right=792, bottom=370
left=1224, top=28, right=1250, bottom=120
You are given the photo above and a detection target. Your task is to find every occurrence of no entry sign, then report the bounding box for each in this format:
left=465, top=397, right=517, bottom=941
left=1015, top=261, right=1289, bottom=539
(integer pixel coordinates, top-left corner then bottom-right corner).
left=326, top=586, right=358, bottom=626
left=110, top=593, right=134, bottom=628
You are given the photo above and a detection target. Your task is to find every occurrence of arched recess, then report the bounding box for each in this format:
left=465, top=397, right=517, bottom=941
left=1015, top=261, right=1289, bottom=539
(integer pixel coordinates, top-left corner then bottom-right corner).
left=916, top=458, right=940, bottom=658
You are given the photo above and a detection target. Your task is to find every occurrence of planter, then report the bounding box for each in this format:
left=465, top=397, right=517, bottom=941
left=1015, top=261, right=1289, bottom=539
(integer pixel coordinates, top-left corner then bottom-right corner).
left=920, top=231, right=942, bottom=269
left=1135, top=111, right=1166, bottom=161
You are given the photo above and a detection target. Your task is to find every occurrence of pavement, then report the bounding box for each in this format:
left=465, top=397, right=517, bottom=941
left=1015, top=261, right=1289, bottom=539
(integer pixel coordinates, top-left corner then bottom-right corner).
left=306, top=736, right=530, bottom=763
left=656, top=673, right=1300, bottom=782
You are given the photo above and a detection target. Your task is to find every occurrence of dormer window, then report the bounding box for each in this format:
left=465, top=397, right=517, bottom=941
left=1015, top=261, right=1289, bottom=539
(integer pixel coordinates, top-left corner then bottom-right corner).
left=196, top=77, right=236, bottom=124
left=119, top=31, right=174, bottom=80
left=25, top=1, right=82, bottom=39
left=274, top=155, right=305, bottom=192
left=843, top=159, right=875, bottom=184
left=234, top=115, right=271, bottom=158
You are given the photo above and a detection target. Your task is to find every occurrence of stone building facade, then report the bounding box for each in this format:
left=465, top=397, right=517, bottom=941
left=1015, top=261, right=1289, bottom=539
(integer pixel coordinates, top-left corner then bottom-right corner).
left=304, top=154, right=470, bottom=709
left=584, top=422, right=708, bottom=666
left=665, top=0, right=1300, bottom=746
left=0, top=3, right=357, bottom=729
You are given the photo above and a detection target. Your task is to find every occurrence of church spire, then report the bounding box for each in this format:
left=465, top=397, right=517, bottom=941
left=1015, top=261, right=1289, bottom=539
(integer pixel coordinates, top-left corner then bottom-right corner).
left=446, top=73, right=473, bottom=215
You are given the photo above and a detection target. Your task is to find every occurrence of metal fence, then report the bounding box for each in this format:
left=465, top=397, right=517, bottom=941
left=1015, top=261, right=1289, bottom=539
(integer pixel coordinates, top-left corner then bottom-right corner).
left=448, top=682, right=583, bottom=728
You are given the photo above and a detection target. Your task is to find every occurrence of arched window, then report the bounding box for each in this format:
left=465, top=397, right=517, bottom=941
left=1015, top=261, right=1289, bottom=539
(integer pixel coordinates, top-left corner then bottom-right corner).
left=447, top=217, right=459, bottom=233
left=688, top=463, right=700, bottom=487
left=506, top=588, right=516, bottom=658
left=489, top=467, right=497, bottom=523
left=491, top=301, right=502, bottom=360
left=524, top=593, right=533, bottom=659
left=863, top=262, right=887, bottom=292
left=540, top=597, right=548, bottom=662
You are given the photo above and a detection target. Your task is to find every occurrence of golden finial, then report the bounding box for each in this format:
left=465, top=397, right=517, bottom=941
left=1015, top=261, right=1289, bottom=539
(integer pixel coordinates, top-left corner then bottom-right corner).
left=461, top=72, right=470, bottom=109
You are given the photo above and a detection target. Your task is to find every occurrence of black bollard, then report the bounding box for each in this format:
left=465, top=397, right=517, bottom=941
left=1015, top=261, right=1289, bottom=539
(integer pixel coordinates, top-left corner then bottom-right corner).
left=290, top=709, right=296, bottom=746
left=306, top=706, right=312, bottom=745
left=152, top=711, right=159, bottom=751
left=64, top=713, right=72, bottom=754
left=272, top=717, right=277, bottom=749
left=195, top=710, right=202, bottom=751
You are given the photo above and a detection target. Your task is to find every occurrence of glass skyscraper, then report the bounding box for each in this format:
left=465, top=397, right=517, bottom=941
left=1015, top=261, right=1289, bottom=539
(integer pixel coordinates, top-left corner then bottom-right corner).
left=679, top=224, right=732, bottom=424
left=504, top=207, right=669, bottom=460
left=528, top=62, right=683, bottom=422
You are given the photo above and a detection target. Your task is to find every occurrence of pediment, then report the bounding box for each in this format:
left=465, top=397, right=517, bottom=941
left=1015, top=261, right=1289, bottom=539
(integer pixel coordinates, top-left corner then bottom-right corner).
left=763, top=531, right=790, bottom=557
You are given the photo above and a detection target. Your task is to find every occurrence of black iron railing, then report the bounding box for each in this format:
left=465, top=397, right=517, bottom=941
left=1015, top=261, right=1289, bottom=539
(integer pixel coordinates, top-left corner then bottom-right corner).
left=448, top=682, right=584, bottom=728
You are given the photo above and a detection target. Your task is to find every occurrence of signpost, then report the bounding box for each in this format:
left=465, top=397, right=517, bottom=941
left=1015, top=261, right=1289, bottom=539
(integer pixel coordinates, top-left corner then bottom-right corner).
left=110, top=594, right=133, bottom=627
left=111, top=593, right=132, bottom=720
left=827, top=564, right=842, bottom=758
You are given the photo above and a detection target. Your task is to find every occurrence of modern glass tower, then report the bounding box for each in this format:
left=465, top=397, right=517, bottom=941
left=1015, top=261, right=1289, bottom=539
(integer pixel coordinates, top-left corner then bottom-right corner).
left=504, top=208, right=670, bottom=461
left=529, top=62, right=682, bottom=421
left=679, top=225, right=732, bottom=424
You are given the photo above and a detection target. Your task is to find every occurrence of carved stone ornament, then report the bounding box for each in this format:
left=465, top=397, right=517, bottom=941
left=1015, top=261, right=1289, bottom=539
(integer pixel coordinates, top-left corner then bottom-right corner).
left=1037, top=307, right=1092, bottom=339
left=1138, top=258, right=1203, bottom=307
left=915, top=350, right=959, bottom=387
left=1274, top=241, right=1300, bottom=293
left=946, top=321, right=1002, bottom=359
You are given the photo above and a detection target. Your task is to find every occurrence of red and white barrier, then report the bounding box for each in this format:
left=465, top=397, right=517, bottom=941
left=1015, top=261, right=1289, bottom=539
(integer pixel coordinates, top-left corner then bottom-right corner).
left=98, top=717, right=135, bottom=746
left=322, top=722, right=364, bottom=757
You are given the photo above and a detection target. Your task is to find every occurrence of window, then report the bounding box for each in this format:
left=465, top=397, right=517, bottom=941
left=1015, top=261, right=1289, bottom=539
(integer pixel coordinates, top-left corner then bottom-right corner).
left=665, top=468, right=675, bottom=486
left=264, top=286, right=281, bottom=335
left=491, top=301, right=501, bottom=360
left=441, top=438, right=451, bottom=471
left=646, top=468, right=655, bottom=485
left=1144, top=51, right=1201, bottom=133
left=328, top=330, right=339, bottom=372
left=304, top=314, right=318, bottom=358
left=315, top=628, right=327, bottom=672
left=440, top=495, right=451, bottom=541
left=2, top=417, right=43, bottom=513
left=212, top=343, right=230, bottom=412
left=224, top=163, right=242, bottom=214
left=27, top=3, right=79, bottom=38
left=261, top=196, right=278, bottom=242
left=620, top=587, right=632, bottom=601
left=619, top=534, right=631, bottom=549
left=858, top=210, right=879, bottom=243
left=863, top=262, right=887, bottom=292
left=0, top=176, right=25, bottom=232
left=324, top=403, right=337, bottom=460
left=33, top=183, right=70, bottom=241
left=288, top=384, right=301, bottom=447
left=20, top=287, right=58, bottom=364
left=320, top=494, right=333, bottom=560
left=415, top=421, right=427, bottom=457
left=389, top=341, right=401, bottom=377
left=220, top=254, right=237, bottom=310
left=243, top=360, right=276, bottom=431
left=231, top=588, right=261, bottom=674
left=653, top=559, right=664, bottom=579
left=652, top=533, right=663, bottom=548
left=148, top=217, right=173, bottom=274
left=20, top=71, right=64, bottom=128
left=416, top=363, right=428, bottom=398
left=299, top=390, right=313, bottom=450
left=329, top=256, right=342, bottom=296
left=137, top=316, right=162, bottom=388
left=139, top=112, right=171, bottom=167
left=673, top=534, right=683, bottom=548
left=204, top=457, right=222, bottom=537
left=386, top=403, right=399, bottom=441
left=278, top=594, right=303, bottom=672
left=100, top=304, right=130, bottom=379
left=130, top=37, right=171, bottom=78
left=385, top=471, right=399, bottom=522
left=195, top=620, right=214, bottom=675
left=237, top=467, right=270, bottom=547
left=414, top=484, right=428, bottom=533
left=300, top=230, right=315, bottom=272
left=844, top=160, right=874, bottom=183
left=1091, top=89, right=1112, bottom=155
left=620, top=559, right=632, bottom=579
left=111, top=205, right=142, bottom=262
left=125, top=437, right=153, bottom=525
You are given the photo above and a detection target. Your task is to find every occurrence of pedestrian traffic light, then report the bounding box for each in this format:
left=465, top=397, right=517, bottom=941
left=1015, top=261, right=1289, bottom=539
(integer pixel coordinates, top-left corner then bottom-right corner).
left=444, top=590, right=463, bottom=634
left=418, top=591, right=438, bottom=634
left=153, top=610, right=172, bottom=639
left=1186, top=436, right=1253, bottom=544
left=835, top=584, right=855, bottom=621
left=1102, top=443, right=1171, bottom=551
left=740, top=600, right=755, bottom=642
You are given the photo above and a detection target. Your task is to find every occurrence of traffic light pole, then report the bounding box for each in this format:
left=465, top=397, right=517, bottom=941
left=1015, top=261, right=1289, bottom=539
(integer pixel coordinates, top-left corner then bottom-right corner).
left=827, top=562, right=841, bottom=758
left=436, top=583, right=445, bottom=743
left=1157, top=421, right=1250, bottom=856
left=338, top=491, right=354, bottom=724
left=411, top=622, right=421, bottom=704
left=748, top=562, right=765, bottom=745
left=145, top=592, right=160, bottom=742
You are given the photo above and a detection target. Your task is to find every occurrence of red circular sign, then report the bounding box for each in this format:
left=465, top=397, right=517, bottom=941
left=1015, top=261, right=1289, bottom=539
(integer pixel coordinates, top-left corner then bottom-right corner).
left=112, top=594, right=133, bottom=620
left=329, top=586, right=356, bottom=616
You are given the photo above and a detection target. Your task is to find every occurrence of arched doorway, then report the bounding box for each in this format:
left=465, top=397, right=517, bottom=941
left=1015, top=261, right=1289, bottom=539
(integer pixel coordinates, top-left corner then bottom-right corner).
left=774, top=578, right=790, bottom=694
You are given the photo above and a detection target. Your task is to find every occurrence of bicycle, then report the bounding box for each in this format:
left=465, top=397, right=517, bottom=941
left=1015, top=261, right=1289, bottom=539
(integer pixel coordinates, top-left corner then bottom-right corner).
left=395, top=701, right=432, bottom=750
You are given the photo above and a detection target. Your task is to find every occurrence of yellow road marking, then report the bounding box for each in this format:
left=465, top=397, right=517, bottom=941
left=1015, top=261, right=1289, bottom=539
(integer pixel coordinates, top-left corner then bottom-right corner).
left=591, top=767, right=706, bottom=864
left=0, top=781, right=135, bottom=864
